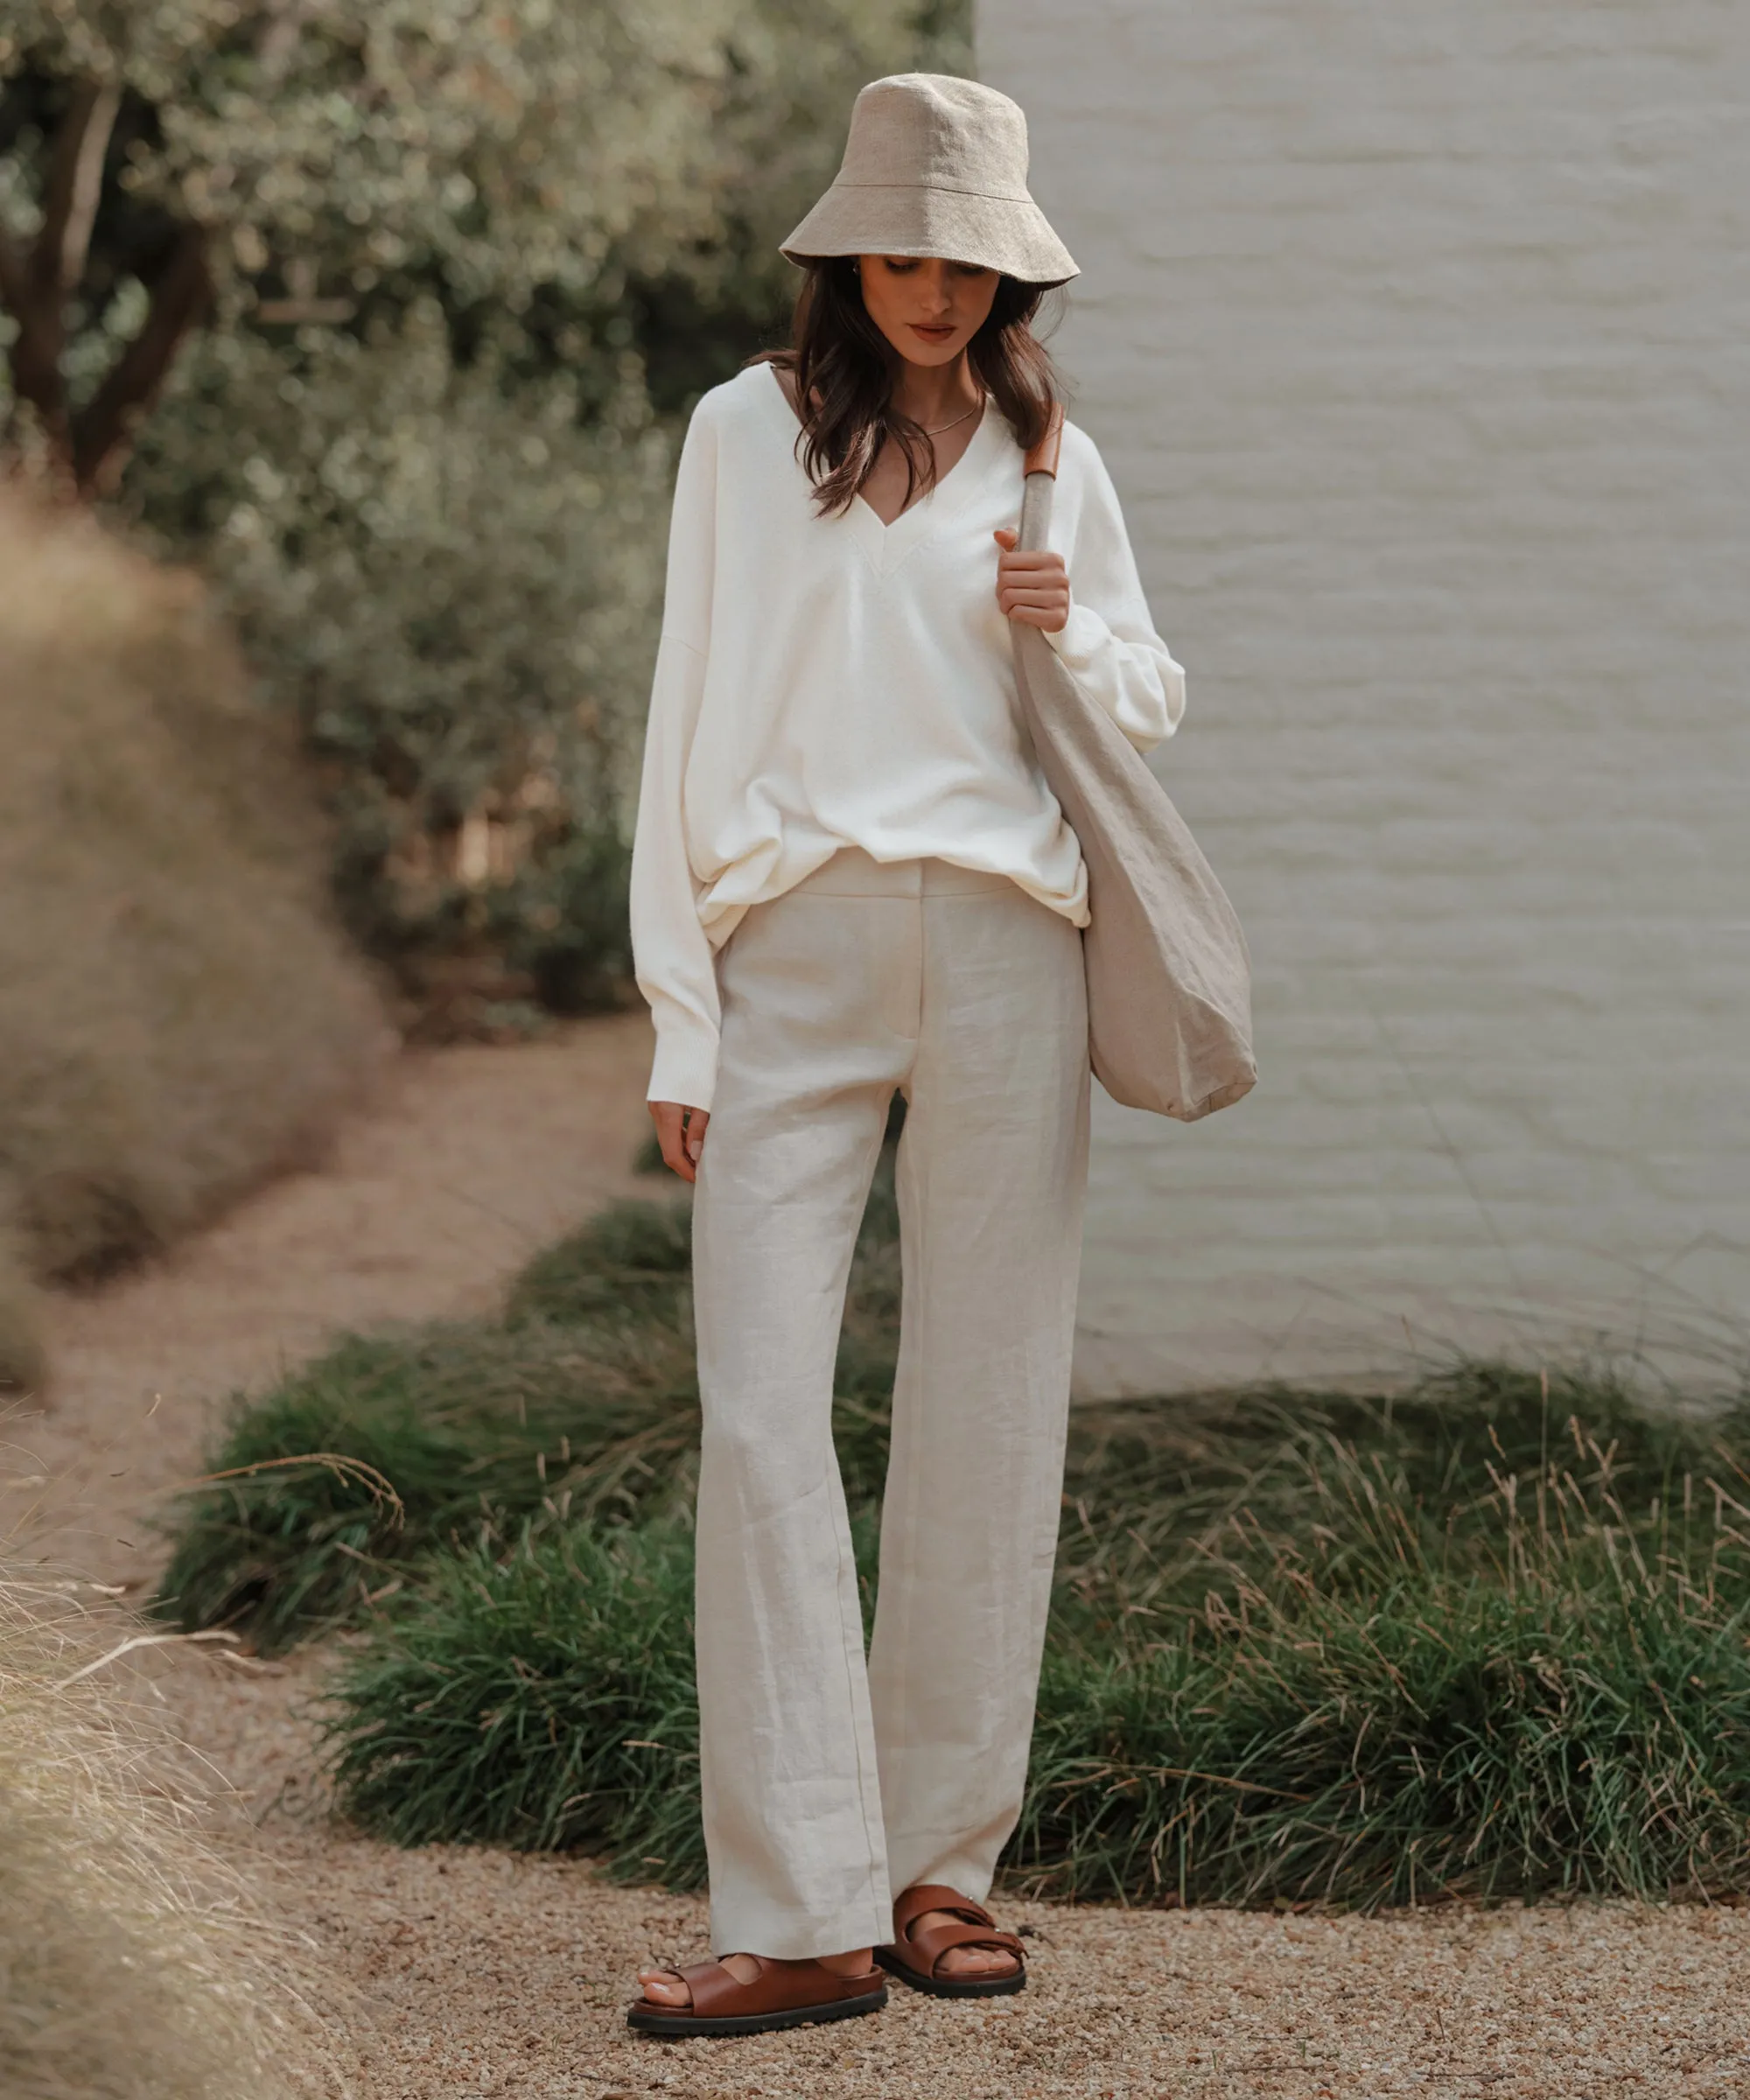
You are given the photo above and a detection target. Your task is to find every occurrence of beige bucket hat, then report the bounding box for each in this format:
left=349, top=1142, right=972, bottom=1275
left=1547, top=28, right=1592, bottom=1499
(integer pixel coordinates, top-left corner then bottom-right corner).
left=780, top=74, right=1078, bottom=288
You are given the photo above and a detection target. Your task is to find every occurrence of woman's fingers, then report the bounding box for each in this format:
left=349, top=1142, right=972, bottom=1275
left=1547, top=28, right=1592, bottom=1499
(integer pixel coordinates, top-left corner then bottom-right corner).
left=993, top=528, right=1068, bottom=630
left=648, top=1101, right=710, bottom=1184
left=997, top=575, right=1070, bottom=631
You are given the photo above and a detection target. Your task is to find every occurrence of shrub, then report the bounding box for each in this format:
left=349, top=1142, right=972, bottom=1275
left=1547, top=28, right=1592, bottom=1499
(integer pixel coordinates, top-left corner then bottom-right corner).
left=2, top=1, right=973, bottom=1027
left=0, top=492, right=387, bottom=1292
left=141, top=317, right=670, bottom=1032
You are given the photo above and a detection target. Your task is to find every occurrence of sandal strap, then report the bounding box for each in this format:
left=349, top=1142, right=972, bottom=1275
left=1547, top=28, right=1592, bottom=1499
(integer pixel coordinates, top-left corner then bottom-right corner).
left=901, top=1917, right=1025, bottom=1976
left=669, top=1956, right=879, bottom=2020
left=890, top=1884, right=1024, bottom=1979
left=892, top=1881, right=998, bottom=1935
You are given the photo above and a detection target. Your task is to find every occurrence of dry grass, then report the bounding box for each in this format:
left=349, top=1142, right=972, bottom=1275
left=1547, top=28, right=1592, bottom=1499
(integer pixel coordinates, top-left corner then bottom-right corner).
left=0, top=1215, right=46, bottom=1396
left=0, top=1555, right=346, bottom=2099
left=0, top=491, right=388, bottom=1348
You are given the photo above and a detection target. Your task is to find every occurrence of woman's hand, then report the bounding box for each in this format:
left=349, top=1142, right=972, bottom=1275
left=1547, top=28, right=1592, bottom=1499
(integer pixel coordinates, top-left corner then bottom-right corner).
left=993, top=528, right=1069, bottom=634
left=649, top=1101, right=710, bottom=1184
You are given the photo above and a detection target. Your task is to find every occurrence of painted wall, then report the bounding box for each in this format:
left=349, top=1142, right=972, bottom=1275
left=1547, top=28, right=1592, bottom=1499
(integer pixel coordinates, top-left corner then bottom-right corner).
left=976, top=1, right=1750, bottom=1390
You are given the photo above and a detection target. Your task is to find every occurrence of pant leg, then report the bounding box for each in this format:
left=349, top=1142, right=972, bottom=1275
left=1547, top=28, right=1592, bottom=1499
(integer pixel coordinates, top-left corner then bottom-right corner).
left=690, top=865, right=919, bottom=1959
left=867, top=872, right=1090, bottom=1904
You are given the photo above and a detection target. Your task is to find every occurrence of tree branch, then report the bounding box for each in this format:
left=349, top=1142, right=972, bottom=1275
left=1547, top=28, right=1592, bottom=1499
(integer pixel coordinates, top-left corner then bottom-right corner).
left=34, top=79, right=122, bottom=298
left=0, top=217, right=33, bottom=321
left=0, top=218, right=71, bottom=459
left=73, top=221, right=210, bottom=497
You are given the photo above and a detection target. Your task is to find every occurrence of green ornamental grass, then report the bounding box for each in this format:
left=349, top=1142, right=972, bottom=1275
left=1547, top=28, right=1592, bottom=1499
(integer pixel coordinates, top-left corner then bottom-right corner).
left=156, top=1173, right=1750, bottom=1906
left=156, top=1180, right=897, bottom=1651
left=320, top=1421, right=1750, bottom=1905
left=323, top=1524, right=704, bottom=1872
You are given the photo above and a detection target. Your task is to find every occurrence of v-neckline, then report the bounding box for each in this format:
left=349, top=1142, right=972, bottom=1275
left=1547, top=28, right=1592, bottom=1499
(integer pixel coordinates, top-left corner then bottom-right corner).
left=765, top=362, right=1001, bottom=577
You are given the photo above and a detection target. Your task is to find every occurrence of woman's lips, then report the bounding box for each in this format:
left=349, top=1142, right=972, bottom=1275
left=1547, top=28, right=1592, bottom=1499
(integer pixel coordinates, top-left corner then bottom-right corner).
left=909, top=323, right=956, bottom=343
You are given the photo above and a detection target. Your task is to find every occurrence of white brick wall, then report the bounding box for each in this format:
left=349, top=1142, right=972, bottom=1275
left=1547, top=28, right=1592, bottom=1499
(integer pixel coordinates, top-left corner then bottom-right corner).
left=978, top=0, right=1750, bottom=1390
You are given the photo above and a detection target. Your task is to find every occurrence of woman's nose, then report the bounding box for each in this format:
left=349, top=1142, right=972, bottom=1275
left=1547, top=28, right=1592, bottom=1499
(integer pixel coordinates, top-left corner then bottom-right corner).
left=919, top=269, right=952, bottom=316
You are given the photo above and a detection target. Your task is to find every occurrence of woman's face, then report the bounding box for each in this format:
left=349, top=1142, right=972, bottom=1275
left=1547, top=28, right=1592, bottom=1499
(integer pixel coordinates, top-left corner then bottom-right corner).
left=857, top=255, right=1000, bottom=367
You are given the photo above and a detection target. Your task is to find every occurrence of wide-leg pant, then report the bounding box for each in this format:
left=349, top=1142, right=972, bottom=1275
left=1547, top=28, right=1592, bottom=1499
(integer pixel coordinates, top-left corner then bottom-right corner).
left=691, top=849, right=1090, bottom=1959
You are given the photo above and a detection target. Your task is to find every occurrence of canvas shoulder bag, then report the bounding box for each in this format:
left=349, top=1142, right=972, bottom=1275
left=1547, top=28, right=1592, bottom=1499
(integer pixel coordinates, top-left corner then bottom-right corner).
left=1013, top=408, right=1256, bottom=1121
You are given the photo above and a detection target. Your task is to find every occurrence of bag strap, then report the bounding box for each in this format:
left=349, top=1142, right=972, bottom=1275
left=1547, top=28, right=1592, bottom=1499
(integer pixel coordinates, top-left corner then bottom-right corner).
left=1018, top=402, right=1063, bottom=553
left=1023, top=402, right=1066, bottom=480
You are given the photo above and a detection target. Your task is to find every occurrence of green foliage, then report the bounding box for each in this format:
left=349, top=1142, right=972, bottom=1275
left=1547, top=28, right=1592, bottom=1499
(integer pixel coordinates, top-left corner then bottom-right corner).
left=154, top=1302, right=701, bottom=1654
left=1018, top=1550, right=1750, bottom=1909
left=1, top=1, right=973, bottom=1026
left=136, top=307, right=668, bottom=1018
left=1054, top=1360, right=1720, bottom=1614
left=322, top=1523, right=704, bottom=1866
left=155, top=1166, right=1750, bottom=1906
left=505, top=1196, right=695, bottom=1329
left=320, top=1388, right=1750, bottom=1904
left=156, top=1169, right=898, bottom=1649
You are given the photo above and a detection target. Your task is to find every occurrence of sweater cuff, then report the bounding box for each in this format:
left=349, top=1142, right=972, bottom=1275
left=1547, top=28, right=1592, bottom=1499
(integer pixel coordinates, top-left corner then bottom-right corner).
left=1043, top=599, right=1111, bottom=673
left=647, top=1012, right=720, bottom=1113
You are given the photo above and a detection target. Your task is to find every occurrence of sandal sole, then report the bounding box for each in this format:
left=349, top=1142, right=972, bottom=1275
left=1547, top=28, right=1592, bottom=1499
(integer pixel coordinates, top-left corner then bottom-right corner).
left=626, top=1983, right=887, bottom=2039
left=873, top=1948, right=1026, bottom=1999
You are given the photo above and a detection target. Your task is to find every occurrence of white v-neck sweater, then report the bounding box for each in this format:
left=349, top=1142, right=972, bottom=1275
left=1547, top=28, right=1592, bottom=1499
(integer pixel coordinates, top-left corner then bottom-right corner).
left=630, top=362, right=1186, bottom=1109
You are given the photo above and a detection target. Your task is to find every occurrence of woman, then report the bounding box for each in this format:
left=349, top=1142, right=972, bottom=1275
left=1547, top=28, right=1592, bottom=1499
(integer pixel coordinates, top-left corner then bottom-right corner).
left=626, top=73, right=1184, bottom=2037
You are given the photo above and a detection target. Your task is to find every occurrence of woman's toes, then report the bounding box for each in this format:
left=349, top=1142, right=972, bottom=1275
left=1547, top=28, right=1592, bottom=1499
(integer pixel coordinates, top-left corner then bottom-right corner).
left=637, top=1968, right=690, bottom=2007
left=937, top=1944, right=1015, bottom=1978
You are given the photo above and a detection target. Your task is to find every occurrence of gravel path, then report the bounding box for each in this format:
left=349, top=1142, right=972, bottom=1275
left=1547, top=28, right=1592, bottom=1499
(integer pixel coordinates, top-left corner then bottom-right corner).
left=3, top=1014, right=655, bottom=1585
left=161, top=1643, right=1750, bottom=2099
left=8, top=1016, right=1749, bottom=2098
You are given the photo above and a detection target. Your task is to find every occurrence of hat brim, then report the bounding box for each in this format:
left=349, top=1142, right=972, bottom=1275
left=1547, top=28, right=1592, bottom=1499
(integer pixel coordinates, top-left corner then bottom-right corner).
left=780, top=183, right=1077, bottom=288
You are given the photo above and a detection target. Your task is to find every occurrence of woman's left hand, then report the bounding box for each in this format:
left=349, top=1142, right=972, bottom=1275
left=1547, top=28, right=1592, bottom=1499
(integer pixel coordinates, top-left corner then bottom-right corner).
left=993, top=528, right=1069, bottom=634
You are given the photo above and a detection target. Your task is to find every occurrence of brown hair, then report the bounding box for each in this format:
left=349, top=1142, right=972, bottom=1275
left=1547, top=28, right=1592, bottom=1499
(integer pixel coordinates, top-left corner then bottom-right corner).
left=758, top=257, right=1060, bottom=518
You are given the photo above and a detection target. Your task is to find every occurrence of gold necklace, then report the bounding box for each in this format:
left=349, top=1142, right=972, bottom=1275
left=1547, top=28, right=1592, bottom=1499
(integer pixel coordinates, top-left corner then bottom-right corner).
left=920, top=399, right=982, bottom=438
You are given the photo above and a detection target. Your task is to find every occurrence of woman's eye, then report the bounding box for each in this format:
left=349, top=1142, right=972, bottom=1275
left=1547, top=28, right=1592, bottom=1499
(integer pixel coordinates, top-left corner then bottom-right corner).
left=881, top=258, right=920, bottom=274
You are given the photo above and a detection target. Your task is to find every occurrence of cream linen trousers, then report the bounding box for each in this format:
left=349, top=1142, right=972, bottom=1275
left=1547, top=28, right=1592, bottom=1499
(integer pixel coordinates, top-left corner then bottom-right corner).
left=691, top=847, right=1091, bottom=1959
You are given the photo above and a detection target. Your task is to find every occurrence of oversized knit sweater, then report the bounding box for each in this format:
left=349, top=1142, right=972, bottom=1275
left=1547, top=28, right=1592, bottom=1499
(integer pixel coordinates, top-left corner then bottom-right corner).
left=629, top=360, right=1186, bottom=1109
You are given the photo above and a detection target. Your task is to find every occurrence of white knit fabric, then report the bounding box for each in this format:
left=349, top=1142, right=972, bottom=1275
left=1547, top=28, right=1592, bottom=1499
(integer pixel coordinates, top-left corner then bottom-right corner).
left=629, top=361, right=1185, bottom=1110
left=691, top=850, right=1090, bottom=1958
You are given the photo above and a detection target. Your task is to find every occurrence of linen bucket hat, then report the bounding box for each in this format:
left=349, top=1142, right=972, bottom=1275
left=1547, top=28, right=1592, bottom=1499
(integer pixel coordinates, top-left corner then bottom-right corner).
left=780, top=74, right=1078, bottom=288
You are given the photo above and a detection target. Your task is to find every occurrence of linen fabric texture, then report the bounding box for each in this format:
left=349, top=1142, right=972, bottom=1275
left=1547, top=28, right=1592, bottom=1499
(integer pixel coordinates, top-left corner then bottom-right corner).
left=629, top=362, right=1185, bottom=1111
left=691, top=850, right=1090, bottom=1958
left=780, top=73, right=1078, bottom=287
left=1012, top=441, right=1256, bottom=1120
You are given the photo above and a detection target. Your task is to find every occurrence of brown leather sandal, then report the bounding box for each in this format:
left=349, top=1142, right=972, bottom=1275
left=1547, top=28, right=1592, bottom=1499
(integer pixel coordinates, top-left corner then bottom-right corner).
left=875, top=1884, right=1026, bottom=1999
left=625, top=1955, right=887, bottom=2038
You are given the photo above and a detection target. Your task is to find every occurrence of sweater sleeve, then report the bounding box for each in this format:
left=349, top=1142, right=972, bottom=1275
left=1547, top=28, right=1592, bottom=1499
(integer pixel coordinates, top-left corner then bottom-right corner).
left=629, top=401, right=723, bottom=1110
left=1046, top=427, right=1186, bottom=754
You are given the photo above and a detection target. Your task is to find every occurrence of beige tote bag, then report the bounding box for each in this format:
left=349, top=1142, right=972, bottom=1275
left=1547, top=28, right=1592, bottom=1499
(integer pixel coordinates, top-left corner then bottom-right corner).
left=1013, top=410, right=1256, bottom=1121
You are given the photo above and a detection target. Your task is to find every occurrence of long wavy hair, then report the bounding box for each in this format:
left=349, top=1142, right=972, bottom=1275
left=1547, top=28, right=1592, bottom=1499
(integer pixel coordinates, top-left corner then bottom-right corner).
left=758, top=256, right=1060, bottom=518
